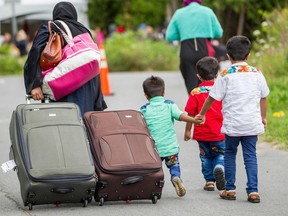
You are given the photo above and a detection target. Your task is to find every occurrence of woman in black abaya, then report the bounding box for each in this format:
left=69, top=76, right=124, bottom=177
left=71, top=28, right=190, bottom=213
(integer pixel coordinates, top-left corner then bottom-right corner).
left=24, top=1, right=107, bottom=116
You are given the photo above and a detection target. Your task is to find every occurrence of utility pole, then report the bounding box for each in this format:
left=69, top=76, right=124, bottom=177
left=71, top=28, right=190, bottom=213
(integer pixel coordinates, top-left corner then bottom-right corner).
left=4, top=0, right=21, bottom=41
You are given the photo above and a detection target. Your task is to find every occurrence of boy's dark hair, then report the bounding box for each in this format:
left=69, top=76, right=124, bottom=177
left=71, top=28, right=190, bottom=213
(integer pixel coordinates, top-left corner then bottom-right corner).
left=196, top=57, right=219, bottom=80
left=226, top=35, right=251, bottom=61
left=143, top=75, right=165, bottom=99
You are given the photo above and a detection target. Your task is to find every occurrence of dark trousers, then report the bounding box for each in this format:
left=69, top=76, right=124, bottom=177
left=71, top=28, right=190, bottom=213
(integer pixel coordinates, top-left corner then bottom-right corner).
left=180, top=38, right=210, bottom=94
left=180, top=58, right=200, bottom=94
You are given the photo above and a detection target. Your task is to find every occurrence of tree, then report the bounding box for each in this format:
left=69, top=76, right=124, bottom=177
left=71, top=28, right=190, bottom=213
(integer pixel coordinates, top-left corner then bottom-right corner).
left=204, top=0, right=288, bottom=42
left=87, top=0, right=169, bottom=31
left=87, top=0, right=288, bottom=42
left=165, top=0, right=181, bottom=25
left=87, top=0, right=122, bottom=30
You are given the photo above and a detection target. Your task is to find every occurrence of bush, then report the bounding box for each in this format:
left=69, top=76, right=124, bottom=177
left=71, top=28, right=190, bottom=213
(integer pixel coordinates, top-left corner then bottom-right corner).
left=250, top=8, right=288, bottom=148
left=0, top=44, right=10, bottom=55
left=0, top=45, right=24, bottom=75
left=104, top=31, right=179, bottom=72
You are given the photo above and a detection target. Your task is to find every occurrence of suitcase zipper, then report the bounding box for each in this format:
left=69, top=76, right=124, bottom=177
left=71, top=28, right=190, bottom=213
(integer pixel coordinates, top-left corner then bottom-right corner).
left=30, top=173, right=96, bottom=183
left=93, top=149, right=162, bottom=175
left=87, top=134, right=162, bottom=174
left=84, top=116, right=162, bottom=175
left=16, top=115, right=96, bottom=183
left=21, top=105, right=81, bottom=125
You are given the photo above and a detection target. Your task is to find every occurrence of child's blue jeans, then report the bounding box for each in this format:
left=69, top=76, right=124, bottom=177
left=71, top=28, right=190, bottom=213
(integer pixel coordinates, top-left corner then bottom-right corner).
left=197, top=140, right=225, bottom=182
left=224, top=135, right=258, bottom=194
left=161, top=153, right=181, bottom=180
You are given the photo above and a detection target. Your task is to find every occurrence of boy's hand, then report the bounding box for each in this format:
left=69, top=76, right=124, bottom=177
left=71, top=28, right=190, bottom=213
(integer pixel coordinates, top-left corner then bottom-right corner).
left=262, top=118, right=267, bottom=128
left=184, top=130, right=191, bottom=141
left=195, top=114, right=205, bottom=124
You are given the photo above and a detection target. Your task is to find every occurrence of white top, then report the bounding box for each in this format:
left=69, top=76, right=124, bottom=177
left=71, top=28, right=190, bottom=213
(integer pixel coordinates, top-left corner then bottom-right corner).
left=210, top=62, right=270, bottom=136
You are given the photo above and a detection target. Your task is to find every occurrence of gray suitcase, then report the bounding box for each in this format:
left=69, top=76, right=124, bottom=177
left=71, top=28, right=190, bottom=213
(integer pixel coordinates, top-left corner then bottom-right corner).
left=9, top=102, right=96, bottom=210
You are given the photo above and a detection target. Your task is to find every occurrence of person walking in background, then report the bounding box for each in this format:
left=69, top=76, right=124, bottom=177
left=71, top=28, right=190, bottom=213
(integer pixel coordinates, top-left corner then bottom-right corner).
left=1, top=32, right=12, bottom=45
left=95, top=27, right=105, bottom=45
left=140, top=75, right=202, bottom=197
left=15, top=29, right=28, bottom=56
left=24, top=1, right=107, bottom=116
left=197, top=36, right=270, bottom=203
left=165, top=0, right=223, bottom=94
left=184, top=57, right=225, bottom=192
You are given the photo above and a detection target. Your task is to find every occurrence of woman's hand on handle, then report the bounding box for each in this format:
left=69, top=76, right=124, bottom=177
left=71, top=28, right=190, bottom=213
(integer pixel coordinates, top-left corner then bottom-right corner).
left=31, top=86, right=44, bottom=101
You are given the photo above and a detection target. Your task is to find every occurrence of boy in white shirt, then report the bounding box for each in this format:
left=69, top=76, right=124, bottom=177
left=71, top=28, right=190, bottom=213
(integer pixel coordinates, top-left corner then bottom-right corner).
left=197, top=35, right=269, bottom=203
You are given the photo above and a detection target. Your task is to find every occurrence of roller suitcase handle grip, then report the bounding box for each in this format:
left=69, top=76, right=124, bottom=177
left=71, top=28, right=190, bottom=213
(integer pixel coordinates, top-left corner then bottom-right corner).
left=51, top=187, right=74, bottom=194
left=121, top=176, right=144, bottom=185
left=26, top=94, right=50, bottom=104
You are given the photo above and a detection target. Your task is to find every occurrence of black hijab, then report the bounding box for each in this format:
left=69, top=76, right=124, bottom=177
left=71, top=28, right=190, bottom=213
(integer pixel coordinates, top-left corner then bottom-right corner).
left=24, top=1, right=92, bottom=94
left=52, top=1, right=91, bottom=37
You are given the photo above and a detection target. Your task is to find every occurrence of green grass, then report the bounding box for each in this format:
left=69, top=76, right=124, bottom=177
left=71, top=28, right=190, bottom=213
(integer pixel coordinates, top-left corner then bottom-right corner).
left=262, top=78, right=288, bottom=149
left=249, top=53, right=288, bottom=149
left=249, top=50, right=288, bottom=149
left=264, top=111, right=288, bottom=150
left=249, top=8, right=288, bottom=150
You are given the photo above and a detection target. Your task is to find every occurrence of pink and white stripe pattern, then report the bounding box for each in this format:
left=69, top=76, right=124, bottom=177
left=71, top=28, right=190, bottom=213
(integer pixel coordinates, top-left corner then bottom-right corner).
left=42, top=32, right=101, bottom=100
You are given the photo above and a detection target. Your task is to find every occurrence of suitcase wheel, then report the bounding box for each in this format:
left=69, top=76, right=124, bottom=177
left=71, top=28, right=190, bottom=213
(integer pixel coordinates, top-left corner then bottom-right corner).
left=28, top=203, right=33, bottom=210
left=82, top=199, right=88, bottom=207
left=152, top=196, right=158, bottom=204
left=98, top=197, right=104, bottom=206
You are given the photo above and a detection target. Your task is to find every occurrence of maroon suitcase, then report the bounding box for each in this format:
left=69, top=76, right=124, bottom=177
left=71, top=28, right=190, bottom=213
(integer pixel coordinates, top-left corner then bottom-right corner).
left=84, top=110, right=165, bottom=206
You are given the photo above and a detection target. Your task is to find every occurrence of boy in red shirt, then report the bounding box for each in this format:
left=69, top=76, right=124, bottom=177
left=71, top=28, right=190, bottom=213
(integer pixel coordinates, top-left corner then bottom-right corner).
left=184, top=56, right=225, bottom=191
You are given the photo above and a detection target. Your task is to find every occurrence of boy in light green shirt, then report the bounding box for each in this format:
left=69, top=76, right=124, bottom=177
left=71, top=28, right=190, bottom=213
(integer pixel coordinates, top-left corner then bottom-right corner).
left=140, top=75, right=201, bottom=197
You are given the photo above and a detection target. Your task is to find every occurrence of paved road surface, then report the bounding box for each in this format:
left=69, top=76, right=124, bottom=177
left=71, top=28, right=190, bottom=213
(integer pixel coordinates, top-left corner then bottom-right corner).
left=0, top=72, right=287, bottom=216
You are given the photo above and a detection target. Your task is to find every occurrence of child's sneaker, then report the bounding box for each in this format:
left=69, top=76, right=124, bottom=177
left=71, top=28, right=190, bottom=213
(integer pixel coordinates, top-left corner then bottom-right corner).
left=172, top=177, right=186, bottom=197
left=214, top=167, right=225, bottom=190
left=219, top=189, right=236, bottom=200
left=203, top=181, right=215, bottom=191
left=247, top=192, right=260, bottom=203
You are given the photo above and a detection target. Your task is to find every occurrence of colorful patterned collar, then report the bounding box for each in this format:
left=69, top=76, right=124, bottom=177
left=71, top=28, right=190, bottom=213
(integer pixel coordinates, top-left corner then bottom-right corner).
left=190, top=86, right=212, bottom=95
left=220, top=65, right=259, bottom=77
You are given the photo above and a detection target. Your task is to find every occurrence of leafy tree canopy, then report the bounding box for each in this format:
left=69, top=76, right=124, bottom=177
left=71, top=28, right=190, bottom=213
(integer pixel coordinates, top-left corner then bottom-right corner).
left=88, top=0, right=169, bottom=30
left=87, top=0, right=288, bottom=41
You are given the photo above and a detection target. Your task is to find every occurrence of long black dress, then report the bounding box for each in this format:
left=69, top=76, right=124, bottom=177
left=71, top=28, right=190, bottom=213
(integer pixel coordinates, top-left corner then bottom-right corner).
left=24, top=2, right=107, bottom=116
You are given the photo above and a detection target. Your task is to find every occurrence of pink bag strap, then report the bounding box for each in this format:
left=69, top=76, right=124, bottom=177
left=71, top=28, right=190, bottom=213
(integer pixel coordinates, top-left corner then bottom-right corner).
left=51, top=21, right=74, bottom=47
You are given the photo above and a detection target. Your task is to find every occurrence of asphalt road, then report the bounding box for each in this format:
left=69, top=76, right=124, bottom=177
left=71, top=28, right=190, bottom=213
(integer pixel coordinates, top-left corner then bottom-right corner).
left=0, top=72, right=287, bottom=216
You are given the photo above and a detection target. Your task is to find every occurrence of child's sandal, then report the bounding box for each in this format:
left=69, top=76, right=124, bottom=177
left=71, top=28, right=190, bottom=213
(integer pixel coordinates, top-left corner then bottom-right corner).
left=219, top=189, right=236, bottom=200
left=204, top=182, right=215, bottom=191
left=247, top=192, right=260, bottom=203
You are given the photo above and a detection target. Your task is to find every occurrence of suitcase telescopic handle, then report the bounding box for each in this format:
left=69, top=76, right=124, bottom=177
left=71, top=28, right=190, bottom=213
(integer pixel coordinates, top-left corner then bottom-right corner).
left=26, top=94, right=50, bottom=104
left=51, top=187, right=74, bottom=194
left=121, top=176, right=144, bottom=185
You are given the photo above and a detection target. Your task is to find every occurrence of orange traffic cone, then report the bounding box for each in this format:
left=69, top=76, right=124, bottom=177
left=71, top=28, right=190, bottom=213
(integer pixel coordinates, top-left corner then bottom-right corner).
left=98, top=43, right=113, bottom=96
